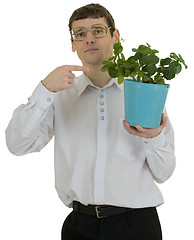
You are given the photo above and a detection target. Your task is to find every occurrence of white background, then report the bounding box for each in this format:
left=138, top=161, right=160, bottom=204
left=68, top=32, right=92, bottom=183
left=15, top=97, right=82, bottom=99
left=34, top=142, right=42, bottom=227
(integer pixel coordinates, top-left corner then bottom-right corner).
left=1, top=0, right=193, bottom=239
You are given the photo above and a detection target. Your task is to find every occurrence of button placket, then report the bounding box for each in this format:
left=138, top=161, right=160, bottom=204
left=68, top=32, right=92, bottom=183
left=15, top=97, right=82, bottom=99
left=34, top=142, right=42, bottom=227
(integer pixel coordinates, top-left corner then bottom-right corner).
left=94, top=89, right=107, bottom=203
left=99, top=91, right=105, bottom=120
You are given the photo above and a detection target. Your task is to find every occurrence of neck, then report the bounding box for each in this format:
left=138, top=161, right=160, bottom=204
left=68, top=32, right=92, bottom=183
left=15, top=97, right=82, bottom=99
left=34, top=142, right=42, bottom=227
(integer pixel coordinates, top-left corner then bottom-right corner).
left=84, top=64, right=111, bottom=88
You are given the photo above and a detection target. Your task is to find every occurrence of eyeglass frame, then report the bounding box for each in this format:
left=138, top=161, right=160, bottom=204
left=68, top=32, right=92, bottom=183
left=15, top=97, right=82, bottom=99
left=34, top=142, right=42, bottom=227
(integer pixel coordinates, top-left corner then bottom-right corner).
left=70, top=24, right=111, bottom=41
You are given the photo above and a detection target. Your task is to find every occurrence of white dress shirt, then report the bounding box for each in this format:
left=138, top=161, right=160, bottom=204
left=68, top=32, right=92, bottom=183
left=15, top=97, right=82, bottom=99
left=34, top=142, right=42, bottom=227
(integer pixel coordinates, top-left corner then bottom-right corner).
left=5, top=73, right=176, bottom=208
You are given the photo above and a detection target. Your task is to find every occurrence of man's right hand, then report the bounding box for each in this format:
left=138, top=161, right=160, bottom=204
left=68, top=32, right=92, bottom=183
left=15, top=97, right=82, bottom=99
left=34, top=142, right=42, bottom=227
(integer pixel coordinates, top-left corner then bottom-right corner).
left=42, top=65, right=90, bottom=92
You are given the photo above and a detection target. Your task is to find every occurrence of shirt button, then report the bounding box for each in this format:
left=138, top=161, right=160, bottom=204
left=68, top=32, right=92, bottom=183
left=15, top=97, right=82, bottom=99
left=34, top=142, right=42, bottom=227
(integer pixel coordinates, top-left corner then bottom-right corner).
left=100, top=102, right=104, bottom=106
left=47, top=97, right=51, bottom=102
left=100, top=108, right=104, bottom=112
left=100, top=94, right=104, bottom=98
left=100, top=116, right=104, bottom=120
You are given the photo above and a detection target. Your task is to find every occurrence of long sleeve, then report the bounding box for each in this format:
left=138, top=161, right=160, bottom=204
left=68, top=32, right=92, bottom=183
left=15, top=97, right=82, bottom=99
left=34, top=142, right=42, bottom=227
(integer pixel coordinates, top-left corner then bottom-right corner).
left=142, top=110, right=176, bottom=183
left=5, top=82, right=56, bottom=156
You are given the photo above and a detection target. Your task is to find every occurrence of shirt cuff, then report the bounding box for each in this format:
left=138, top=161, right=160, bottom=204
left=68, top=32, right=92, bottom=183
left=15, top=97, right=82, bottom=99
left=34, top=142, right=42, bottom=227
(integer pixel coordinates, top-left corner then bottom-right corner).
left=142, top=130, right=166, bottom=149
left=31, top=81, right=56, bottom=110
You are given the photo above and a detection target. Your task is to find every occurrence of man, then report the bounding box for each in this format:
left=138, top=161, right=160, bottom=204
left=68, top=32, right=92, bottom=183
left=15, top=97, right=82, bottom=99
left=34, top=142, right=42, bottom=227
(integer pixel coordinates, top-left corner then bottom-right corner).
left=6, top=3, right=176, bottom=240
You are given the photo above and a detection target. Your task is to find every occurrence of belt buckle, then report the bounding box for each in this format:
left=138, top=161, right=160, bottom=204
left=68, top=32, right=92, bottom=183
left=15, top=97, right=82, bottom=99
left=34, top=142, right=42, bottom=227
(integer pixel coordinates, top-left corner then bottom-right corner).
left=95, top=206, right=105, bottom=218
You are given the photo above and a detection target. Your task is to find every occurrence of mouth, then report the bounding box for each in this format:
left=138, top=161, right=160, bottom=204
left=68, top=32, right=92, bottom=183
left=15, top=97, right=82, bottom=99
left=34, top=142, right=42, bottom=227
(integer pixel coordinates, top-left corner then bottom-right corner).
left=84, top=48, right=99, bottom=53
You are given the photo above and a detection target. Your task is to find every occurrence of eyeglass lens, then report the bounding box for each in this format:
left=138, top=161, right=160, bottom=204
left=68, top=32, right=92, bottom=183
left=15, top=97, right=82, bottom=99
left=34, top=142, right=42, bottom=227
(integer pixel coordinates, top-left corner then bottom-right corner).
left=72, top=25, right=108, bottom=40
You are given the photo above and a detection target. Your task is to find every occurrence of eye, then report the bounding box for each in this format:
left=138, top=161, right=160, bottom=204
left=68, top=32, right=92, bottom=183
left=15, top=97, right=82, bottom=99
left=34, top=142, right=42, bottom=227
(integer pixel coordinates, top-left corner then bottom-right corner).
left=74, top=29, right=86, bottom=39
left=94, top=27, right=103, bottom=32
left=76, top=31, right=85, bottom=37
left=92, top=27, right=105, bottom=36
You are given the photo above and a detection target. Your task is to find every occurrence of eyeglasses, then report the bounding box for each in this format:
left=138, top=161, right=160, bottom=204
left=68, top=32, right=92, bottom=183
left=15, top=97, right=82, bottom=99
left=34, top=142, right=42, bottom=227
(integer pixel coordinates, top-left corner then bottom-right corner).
left=70, top=24, right=111, bottom=41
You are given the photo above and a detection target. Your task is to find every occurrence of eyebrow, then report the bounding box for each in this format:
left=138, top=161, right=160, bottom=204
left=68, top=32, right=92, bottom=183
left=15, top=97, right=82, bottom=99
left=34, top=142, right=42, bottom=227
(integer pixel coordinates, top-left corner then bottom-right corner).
left=73, top=24, right=107, bottom=29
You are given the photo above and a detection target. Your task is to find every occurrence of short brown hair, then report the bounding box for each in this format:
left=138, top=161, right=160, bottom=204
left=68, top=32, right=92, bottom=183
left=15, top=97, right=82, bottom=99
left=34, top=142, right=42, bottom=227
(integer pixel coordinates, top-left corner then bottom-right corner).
left=69, top=3, right=115, bottom=37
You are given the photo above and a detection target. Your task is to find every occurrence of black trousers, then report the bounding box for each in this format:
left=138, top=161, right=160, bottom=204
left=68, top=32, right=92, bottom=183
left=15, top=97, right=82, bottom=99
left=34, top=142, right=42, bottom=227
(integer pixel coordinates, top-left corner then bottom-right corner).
left=61, top=207, right=162, bottom=240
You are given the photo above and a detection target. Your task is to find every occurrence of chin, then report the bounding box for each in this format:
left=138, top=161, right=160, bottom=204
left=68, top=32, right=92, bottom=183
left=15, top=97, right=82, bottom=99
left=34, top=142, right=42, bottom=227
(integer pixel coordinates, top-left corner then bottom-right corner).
left=84, top=58, right=103, bottom=66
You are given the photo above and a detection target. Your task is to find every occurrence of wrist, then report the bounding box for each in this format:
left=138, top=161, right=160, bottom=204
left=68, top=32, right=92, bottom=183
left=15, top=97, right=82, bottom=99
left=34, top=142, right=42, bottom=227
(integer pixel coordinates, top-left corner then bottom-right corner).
left=41, top=79, right=55, bottom=92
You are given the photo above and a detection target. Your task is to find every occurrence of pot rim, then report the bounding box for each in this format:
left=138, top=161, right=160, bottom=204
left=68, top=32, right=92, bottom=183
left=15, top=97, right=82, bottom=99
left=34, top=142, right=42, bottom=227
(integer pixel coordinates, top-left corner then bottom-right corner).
left=124, top=78, right=170, bottom=87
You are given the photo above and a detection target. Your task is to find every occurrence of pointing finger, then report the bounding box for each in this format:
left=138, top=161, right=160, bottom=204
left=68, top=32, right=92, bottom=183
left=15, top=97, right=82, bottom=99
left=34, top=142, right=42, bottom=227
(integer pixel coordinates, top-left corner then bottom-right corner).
left=62, top=65, right=90, bottom=72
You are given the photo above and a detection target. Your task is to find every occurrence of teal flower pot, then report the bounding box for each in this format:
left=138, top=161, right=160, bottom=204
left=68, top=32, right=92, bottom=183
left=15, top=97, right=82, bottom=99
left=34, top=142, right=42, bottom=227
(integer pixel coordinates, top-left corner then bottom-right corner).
left=124, top=79, right=170, bottom=128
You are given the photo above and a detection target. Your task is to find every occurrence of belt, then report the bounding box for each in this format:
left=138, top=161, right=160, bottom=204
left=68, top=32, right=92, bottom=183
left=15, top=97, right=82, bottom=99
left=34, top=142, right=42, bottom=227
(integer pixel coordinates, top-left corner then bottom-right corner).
left=73, top=201, right=133, bottom=218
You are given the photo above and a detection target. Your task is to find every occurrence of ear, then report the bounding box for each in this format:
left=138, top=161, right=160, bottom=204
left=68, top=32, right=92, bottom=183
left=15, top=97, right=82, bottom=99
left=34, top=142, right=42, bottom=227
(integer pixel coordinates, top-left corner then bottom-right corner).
left=112, top=29, right=120, bottom=44
left=71, top=38, right=76, bottom=52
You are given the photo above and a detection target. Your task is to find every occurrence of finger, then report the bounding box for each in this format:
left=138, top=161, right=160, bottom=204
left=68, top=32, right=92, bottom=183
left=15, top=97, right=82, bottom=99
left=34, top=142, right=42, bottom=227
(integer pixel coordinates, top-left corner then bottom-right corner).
left=123, top=120, right=137, bottom=132
left=65, top=71, right=75, bottom=79
left=160, top=113, right=168, bottom=127
left=122, top=120, right=130, bottom=129
left=67, top=78, right=74, bottom=85
left=135, top=125, right=145, bottom=133
left=63, top=65, right=90, bottom=72
left=64, top=80, right=74, bottom=89
left=65, top=84, right=74, bottom=90
left=123, top=121, right=140, bottom=136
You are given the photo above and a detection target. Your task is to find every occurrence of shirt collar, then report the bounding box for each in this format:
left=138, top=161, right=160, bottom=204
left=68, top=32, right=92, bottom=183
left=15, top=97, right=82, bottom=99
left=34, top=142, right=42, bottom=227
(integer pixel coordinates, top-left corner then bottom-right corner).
left=77, top=73, right=123, bottom=96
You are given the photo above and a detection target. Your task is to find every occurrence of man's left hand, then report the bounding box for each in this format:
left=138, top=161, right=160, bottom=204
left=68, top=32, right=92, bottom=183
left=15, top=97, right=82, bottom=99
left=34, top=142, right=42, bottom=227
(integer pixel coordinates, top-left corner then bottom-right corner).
left=122, top=113, right=168, bottom=138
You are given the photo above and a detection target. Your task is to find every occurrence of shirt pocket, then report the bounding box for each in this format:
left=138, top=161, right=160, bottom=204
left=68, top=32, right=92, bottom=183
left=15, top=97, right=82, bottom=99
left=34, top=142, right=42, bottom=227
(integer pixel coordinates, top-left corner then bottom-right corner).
left=117, top=118, right=145, bottom=160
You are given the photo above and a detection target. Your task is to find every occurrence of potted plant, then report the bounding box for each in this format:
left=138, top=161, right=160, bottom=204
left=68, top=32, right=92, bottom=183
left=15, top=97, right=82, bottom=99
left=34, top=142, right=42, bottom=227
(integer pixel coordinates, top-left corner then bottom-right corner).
left=101, top=39, right=188, bottom=128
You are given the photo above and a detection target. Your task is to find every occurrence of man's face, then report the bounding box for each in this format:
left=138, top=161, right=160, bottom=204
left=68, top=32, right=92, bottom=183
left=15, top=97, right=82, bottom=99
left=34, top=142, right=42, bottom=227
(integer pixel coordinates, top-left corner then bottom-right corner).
left=71, top=17, right=119, bottom=67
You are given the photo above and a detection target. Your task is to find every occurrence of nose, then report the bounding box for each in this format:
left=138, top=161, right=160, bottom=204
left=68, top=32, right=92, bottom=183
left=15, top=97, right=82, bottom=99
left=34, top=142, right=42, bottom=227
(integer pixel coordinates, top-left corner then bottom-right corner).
left=85, top=31, right=96, bottom=44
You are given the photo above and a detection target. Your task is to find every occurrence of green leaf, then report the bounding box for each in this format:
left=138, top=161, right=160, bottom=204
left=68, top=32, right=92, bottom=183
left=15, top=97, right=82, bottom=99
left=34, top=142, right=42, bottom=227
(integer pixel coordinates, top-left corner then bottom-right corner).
left=147, top=55, right=159, bottom=64
left=101, top=64, right=109, bottom=72
left=107, top=56, right=115, bottom=62
left=139, top=55, right=148, bottom=66
left=143, top=77, right=150, bottom=83
left=118, top=75, right=124, bottom=84
left=127, top=56, right=135, bottom=63
left=178, top=54, right=188, bottom=69
left=152, top=49, right=159, bottom=54
left=138, top=45, right=149, bottom=54
left=124, top=69, right=131, bottom=77
left=143, top=64, right=157, bottom=75
left=117, top=59, right=123, bottom=66
left=170, top=52, right=179, bottom=61
left=157, top=79, right=165, bottom=84
left=139, top=55, right=159, bottom=66
left=123, top=62, right=133, bottom=69
left=143, top=73, right=150, bottom=81
left=108, top=67, right=118, bottom=78
left=121, top=53, right=125, bottom=61
left=134, top=52, right=142, bottom=60
left=101, top=62, right=116, bottom=72
left=138, top=70, right=144, bottom=78
left=113, top=42, right=123, bottom=55
left=118, top=66, right=125, bottom=76
left=169, top=61, right=182, bottom=74
left=154, top=75, right=165, bottom=85
left=163, top=69, right=175, bottom=80
left=130, top=71, right=137, bottom=77
left=132, top=48, right=138, bottom=52
left=160, top=58, right=171, bottom=66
